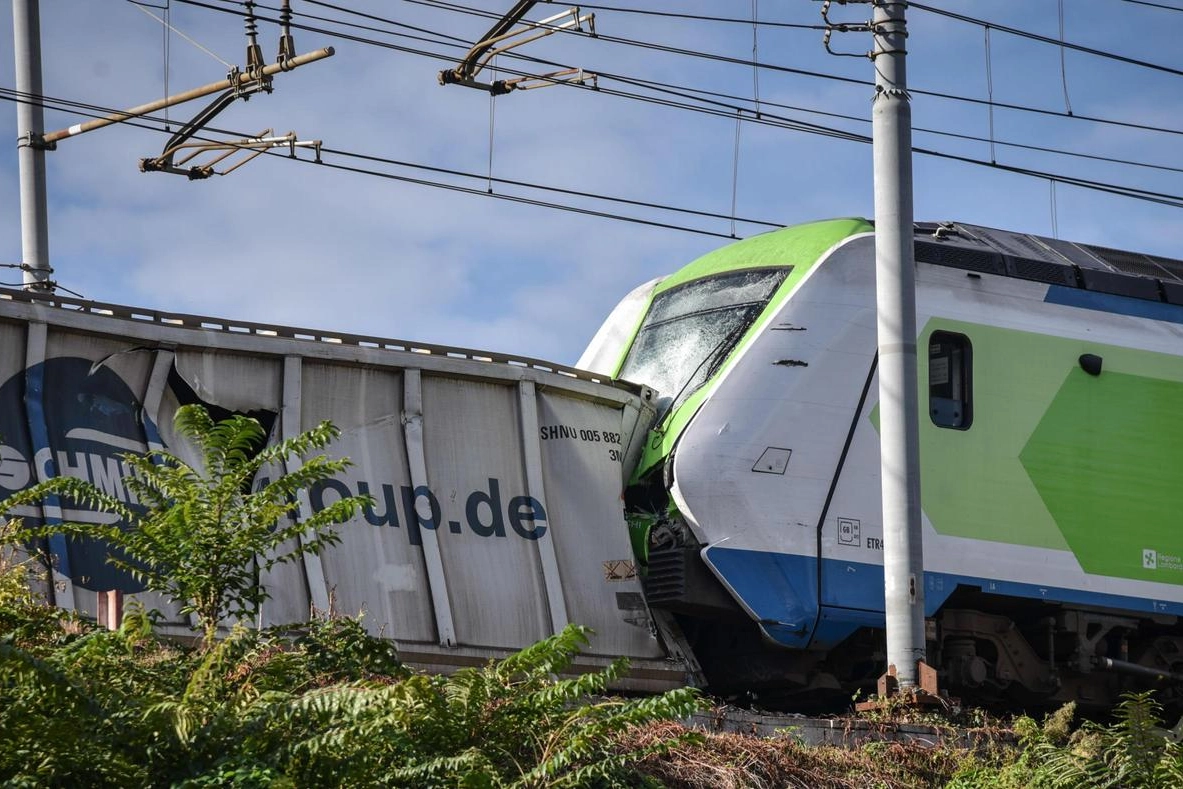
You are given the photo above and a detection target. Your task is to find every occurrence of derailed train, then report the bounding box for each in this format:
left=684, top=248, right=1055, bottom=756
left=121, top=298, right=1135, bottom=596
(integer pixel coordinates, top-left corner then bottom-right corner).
left=579, top=217, right=1183, bottom=710
left=4, top=216, right=1183, bottom=711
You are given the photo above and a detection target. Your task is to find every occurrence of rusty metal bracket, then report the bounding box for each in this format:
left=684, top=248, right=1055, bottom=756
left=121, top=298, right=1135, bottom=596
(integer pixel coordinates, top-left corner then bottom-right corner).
left=17, top=130, right=55, bottom=152
left=142, top=129, right=322, bottom=180
left=854, top=661, right=955, bottom=712
left=439, top=3, right=595, bottom=95
left=277, top=0, right=296, bottom=69
left=43, top=48, right=333, bottom=146
left=243, top=0, right=266, bottom=79
left=502, top=67, right=598, bottom=92
left=139, top=81, right=267, bottom=176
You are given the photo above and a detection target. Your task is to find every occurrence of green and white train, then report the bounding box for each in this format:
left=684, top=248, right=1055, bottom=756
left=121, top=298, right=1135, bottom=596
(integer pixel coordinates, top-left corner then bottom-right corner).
left=578, top=218, right=1183, bottom=710
left=6, top=216, right=1183, bottom=711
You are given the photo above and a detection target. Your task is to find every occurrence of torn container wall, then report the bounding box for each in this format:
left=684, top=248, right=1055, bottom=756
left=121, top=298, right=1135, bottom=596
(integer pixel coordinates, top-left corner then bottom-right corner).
left=0, top=290, right=682, bottom=690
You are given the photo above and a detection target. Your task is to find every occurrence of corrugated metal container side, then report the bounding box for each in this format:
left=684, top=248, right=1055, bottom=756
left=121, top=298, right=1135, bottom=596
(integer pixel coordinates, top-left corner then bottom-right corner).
left=0, top=289, right=689, bottom=690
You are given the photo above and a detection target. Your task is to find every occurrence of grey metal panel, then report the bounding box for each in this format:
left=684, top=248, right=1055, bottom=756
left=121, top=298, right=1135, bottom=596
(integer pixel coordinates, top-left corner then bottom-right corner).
left=1162, top=280, right=1183, bottom=306
left=1003, top=255, right=1078, bottom=286
left=1040, top=238, right=1115, bottom=271
left=252, top=434, right=314, bottom=628
left=518, top=379, right=568, bottom=634
left=175, top=348, right=283, bottom=414
left=23, top=321, right=76, bottom=611
left=404, top=369, right=458, bottom=647
left=1148, top=255, right=1183, bottom=284
left=283, top=356, right=332, bottom=616
left=141, top=350, right=174, bottom=453
left=537, top=391, right=665, bottom=659
left=298, top=360, right=436, bottom=643
left=420, top=374, right=549, bottom=650
left=1079, top=268, right=1163, bottom=301
left=1081, top=244, right=1173, bottom=280
left=913, top=239, right=1006, bottom=276
left=618, top=388, right=658, bottom=486
left=0, top=324, right=56, bottom=607
left=961, top=225, right=1062, bottom=262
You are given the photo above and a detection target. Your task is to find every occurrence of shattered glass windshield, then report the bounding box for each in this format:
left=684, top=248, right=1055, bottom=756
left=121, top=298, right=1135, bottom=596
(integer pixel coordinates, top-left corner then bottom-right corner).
left=618, top=268, right=790, bottom=417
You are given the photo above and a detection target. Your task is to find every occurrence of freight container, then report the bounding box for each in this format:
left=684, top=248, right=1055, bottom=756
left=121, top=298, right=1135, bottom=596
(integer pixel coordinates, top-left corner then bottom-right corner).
left=0, top=288, right=690, bottom=689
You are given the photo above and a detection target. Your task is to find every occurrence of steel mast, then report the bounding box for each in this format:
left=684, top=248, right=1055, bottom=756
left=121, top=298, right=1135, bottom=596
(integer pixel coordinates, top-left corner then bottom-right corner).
left=12, top=0, right=52, bottom=291
left=871, top=0, right=926, bottom=691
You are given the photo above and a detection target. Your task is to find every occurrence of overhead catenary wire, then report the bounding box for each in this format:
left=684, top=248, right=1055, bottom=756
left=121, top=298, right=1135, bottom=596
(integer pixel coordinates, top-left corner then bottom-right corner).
left=984, top=26, right=996, bottom=164
left=301, top=156, right=748, bottom=239
left=601, top=69, right=1183, bottom=176
left=730, top=109, right=741, bottom=238
left=580, top=63, right=1183, bottom=176
left=176, top=0, right=1183, bottom=144
left=8, top=3, right=1180, bottom=245
left=6, top=75, right=1183, bottom=220
left=164, top=0, right=171, bottom=129
left=5, top=0, right=1175, bottom=306
left=390, top=0, right=1183, bottom=101
left=1057, top=0, right=1073, bottom=115
left=1050, top=178, right=1060, bottom=238
left=1120, top=0, right=1183, bottom=10
left=0, top=87, right=786, bottom=238
left=487, top=54, right=497, bottom=193
left=166, top=0, right=875, bottom=145
left=412, top=0, right=1183, bottom=82
left=345, top=6, right=1183, bottom=175
left=303, top=0, right=1183, bottom=145
left=125, top=0, right=234, bottom=67
left=533, top=0, right=828, bottom=30
left=909, top=1, right=1183, bottom=78
left=750, top=0, right=761, bottom=117
left=175, top=0, right=1183, bottom=160
left=82, top=0, right=1183, bottom=213
left=93, top=0, right=1183, bottom=184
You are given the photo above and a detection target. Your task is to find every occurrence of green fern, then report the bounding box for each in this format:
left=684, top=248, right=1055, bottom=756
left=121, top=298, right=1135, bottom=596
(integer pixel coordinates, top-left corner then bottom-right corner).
left=1028, top=691, right=1183, bottom=789
left=2, top=404, right=370, bottom=647
left=4, top=443, right=698, bottom=786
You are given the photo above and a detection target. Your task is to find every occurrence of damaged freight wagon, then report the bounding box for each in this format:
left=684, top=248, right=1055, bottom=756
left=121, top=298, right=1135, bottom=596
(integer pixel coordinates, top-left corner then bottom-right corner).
left=0, top=289, right=693, bottom=690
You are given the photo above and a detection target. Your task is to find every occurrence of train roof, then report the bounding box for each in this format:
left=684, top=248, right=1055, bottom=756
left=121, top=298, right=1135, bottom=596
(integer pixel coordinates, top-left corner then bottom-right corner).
left=659, top=217, right=1183, bottom=309
left=914, top=220, right=1183, bottom=307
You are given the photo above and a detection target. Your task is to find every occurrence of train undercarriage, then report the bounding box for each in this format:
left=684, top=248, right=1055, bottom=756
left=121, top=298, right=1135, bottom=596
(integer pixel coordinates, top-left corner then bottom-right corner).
left=643, top=543, right=1183, bottom=715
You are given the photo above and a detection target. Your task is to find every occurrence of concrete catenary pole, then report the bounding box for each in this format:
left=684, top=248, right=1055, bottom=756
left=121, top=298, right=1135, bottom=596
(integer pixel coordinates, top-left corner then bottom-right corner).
left=871, top=0, right=926, bottom=690
left=12, top=0, right=52, bottom=291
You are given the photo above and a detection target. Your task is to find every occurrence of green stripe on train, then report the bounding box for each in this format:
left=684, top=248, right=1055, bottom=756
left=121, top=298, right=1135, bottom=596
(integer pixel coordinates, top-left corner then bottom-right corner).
left=919, top=320, right=1183, bottom=584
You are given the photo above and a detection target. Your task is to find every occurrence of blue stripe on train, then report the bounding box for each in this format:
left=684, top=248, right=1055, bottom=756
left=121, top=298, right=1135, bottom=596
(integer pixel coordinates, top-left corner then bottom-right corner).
left=1045, top=285, right=1183, bottom=325
left=702, top=546, right=1183, bottom=650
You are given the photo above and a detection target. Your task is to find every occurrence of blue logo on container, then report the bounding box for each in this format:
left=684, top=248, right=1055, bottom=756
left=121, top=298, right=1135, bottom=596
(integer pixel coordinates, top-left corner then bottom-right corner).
left=0, top=357, right=154, bottom=592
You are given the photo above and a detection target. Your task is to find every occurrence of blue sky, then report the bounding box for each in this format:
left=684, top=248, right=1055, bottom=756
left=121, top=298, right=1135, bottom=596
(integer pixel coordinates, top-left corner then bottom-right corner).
left=2, top=0, right=1181, bottom=363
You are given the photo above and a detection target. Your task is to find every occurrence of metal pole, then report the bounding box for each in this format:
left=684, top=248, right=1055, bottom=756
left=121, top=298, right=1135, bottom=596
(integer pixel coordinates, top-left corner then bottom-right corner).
left=42, top=47, right=335, bottom=145
left=12, top=0, right=52, bottom=291
left=871, top=0, right=925, bottom=690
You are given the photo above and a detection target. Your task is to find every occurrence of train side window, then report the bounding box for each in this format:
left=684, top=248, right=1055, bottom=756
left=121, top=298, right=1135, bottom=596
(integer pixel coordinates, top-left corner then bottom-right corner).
left=929, top=331, right=972, bottom=429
